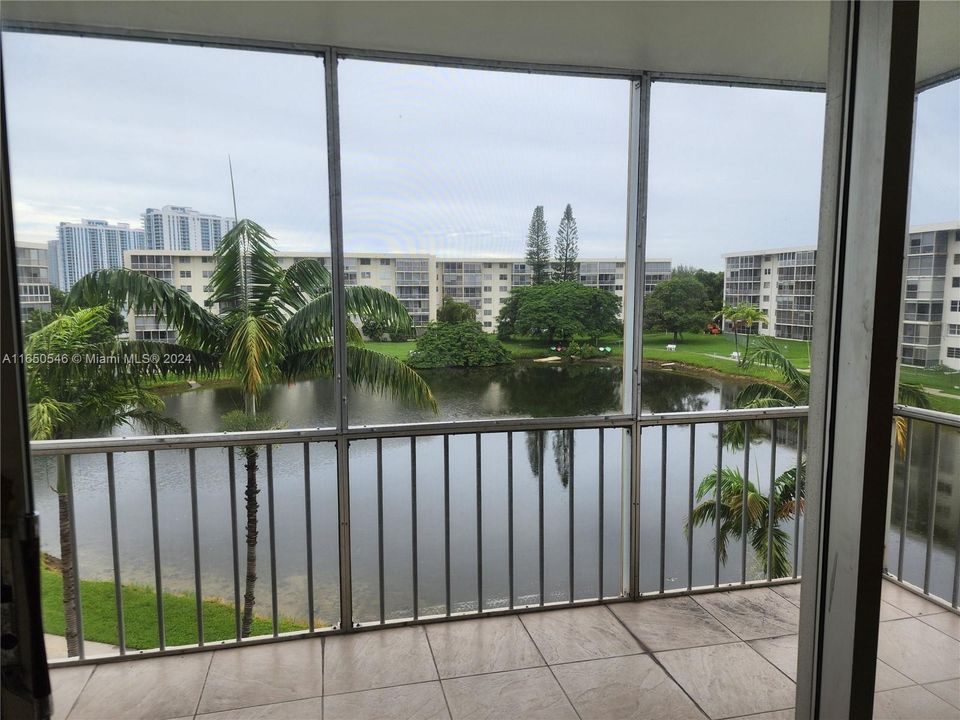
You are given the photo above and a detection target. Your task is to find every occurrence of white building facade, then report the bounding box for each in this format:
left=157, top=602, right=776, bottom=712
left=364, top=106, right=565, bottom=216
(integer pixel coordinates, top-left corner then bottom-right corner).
left=52, top=219, right=146, bottom=291
left=722, top=222, right=960, bottom=369
left=142, top=206, right=235, bottom=251
left=14, top=241, right=52, bottom=318
left=123, top=250, right=671, bottom=339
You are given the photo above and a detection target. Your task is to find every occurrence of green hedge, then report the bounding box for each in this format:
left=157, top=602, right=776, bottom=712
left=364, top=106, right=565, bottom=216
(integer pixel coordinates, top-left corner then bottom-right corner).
left=408, top=322, right=512, bottom=368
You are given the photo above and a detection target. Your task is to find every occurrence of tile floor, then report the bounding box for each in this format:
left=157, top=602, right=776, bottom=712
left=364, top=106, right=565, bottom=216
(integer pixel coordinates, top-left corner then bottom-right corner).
left=49, top=580, right=960, bottom=720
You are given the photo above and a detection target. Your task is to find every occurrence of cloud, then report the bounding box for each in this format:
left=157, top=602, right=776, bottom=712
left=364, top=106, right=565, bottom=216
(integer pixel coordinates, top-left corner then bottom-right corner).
left=3, top=32, right=957, bottom=269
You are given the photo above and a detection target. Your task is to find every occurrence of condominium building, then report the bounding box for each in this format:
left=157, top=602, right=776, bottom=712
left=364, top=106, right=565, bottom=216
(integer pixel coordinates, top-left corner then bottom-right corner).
left=123, top=250, right=671, bottom=338
left=722, top=221, right=960, bottom=369
left=14, top=241, right=52, bottom=318
left=51, top=219, right=146, bottom=291
left=142, top=206, right=235, bottom=252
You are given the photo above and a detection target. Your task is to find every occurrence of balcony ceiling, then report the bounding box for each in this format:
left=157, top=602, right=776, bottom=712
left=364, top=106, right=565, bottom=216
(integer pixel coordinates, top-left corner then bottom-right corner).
left=1, top=1, right=957, bottom=87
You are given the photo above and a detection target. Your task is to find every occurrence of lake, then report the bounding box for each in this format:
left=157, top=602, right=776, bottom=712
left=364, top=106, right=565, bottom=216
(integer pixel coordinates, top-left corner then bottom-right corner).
left=30, top=362, right=956, bottom=631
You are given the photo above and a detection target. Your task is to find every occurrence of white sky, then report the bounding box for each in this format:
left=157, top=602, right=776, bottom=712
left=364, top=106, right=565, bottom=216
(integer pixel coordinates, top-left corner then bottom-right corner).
left=3, top=32, right=958, bottom=270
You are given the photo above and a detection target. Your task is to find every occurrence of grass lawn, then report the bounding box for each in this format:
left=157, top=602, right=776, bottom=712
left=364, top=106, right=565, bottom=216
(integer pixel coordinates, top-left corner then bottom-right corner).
left=41, top=566, right=307, bottom=649
left=641, top=332, right=810, bottom=383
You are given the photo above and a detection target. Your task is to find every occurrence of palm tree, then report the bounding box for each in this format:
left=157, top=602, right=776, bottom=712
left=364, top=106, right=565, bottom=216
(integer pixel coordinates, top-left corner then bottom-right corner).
left=26, top=306, right=209, bottom=656
left=716, top=303, right=742, bottom=359
left=689, top=336, right=928, bottom=579
left=687, top=463, right=804, bottom=578
left=69, top=219, right=437, bottom=636
left=736, top=306, right=770, bottom=360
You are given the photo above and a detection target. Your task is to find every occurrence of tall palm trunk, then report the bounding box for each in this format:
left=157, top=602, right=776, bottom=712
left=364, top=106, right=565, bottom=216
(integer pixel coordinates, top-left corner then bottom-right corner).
left=57, top=455, right=80, bottom=657
left=240, top=446, right=259, bottom=637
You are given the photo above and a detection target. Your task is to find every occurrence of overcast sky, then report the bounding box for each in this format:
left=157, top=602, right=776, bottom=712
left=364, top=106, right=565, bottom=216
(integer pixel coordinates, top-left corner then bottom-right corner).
left=3, top=32, right=958, bottom=270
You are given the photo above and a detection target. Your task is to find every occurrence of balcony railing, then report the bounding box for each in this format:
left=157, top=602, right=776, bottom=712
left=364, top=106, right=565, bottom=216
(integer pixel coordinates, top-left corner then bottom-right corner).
left=29, top=405, right=958, bottom=665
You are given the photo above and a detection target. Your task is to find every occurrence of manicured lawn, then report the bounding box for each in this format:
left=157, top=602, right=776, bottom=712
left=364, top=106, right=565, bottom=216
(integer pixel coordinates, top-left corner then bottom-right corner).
left=641, top=332, right=809, bottom=383
left=41, top=566, right=307, bottom=649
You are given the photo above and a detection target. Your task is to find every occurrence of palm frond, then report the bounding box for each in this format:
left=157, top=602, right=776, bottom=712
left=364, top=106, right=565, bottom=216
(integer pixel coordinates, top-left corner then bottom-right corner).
left=739, top=337, right=809, bottom=398
left=67, top=269, right=221, bottom=348
left=209, top=219, right=285, bottom=312
left=897, top=382, right=931, bottom=410
left=28, top=397, right=76, bottom=441
left=278, top=258, right=333, bottom=310
left=279, top=345, right=438, bottom=412
left=224, top=312, right=283, bottom=396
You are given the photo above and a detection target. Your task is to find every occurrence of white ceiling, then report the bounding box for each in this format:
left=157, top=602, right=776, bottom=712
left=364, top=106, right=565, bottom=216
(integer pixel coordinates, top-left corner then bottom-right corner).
left=1, top=1, right=957, bottom=86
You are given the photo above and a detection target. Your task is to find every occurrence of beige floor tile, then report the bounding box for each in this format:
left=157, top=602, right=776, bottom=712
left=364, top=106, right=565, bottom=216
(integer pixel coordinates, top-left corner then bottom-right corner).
left=694, top=588, right=799, bottom=641
left=874, top=685, right=960, bottom=720
left=552, top=653, right=706, bottom=719
left=197, top=697, right=323, bottom=719
left=520, top=606, right=642, bottom=664
left=68, top=652, right=212, bottom=720
left=728, top=712, right=794, bottom=720
left=922, top=612, right=960, bottom=641
left=656, top=642, right=795, bottom=719
left=45, top=635, right=117, bottom=661
left=771, top=583, right=802, bottom=606
left=442, top=667, right=577, bottom=720
left=425, top=616, right=542, bottom=678
left=323, top=682, right=449, bottom=720
left=877, top=618, right=960, bottom=684
left=49, top=665, right=93, bottom=720
left=748, top=635, right=798, bottom=680
left=196, top=638, right=323, bottom=714
left=880, top=601, right=911, bottom=621
left=882, top=582, right=949, bottom=617
left=610, top=596, right=737, bottom=651
left=924, top=679, right=960, bottom=711
left=324, top=626, right=437, bottom=695
left=875, top=661, right=914, bottom=692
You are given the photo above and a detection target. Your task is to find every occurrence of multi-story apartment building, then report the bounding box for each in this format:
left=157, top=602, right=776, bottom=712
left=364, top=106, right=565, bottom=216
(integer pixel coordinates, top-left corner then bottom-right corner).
left=142, top=206, right=235, bottom=251
left=51, top=219, right=146, bottom=291
left=722, top=222, right=960, bottom=369
left=14, top=241, right=52, bottom=318
left=123, top=250, right=671, bottom=338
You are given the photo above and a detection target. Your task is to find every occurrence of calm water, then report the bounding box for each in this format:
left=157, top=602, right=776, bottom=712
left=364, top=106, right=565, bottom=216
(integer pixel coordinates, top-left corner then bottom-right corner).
left=31, top=362, right=956, bottom=634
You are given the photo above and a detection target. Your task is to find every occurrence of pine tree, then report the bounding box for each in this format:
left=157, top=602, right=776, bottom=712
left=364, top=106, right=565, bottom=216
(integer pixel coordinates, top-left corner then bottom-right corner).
left=525, top=205, right=551, bottom=284
left=553, top=204, right=580, bottom=282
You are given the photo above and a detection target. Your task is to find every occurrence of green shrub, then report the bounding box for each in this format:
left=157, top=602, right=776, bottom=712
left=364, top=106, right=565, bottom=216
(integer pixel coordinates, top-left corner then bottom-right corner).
left=388, top=325, right=411, bottom=342
left=362, top=318, right=387, bottom=341
left=408, top=322, right=512, bottom=368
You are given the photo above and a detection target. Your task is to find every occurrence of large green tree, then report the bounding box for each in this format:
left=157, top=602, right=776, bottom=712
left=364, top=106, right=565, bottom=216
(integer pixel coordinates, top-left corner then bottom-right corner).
left=69, top=219, right=436, bottom=636
left=553, top=204, right=580, bottom=283
left=497, top=281, right=620, bottom=344
left=26, top=306, right=210, bottom=656
left=643, top=275, right=712, bottom=342
left=436, top=296, right=477, bottom=324
left=524, top=205, right=551, bottom=285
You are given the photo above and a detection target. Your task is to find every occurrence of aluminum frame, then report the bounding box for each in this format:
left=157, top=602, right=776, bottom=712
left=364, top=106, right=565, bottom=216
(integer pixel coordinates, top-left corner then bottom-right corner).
left=796, top=2, right=921, bottom=717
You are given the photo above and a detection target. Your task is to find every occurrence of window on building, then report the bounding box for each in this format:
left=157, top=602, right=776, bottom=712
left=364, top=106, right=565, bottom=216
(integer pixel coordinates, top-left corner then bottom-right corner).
left=179, top=270, right=191, bottom=278
left=953, top=277, right=960, bottom=288
left=180, top=284, right=192, bottom=292
left=948, top=324, right=960, bottom=336
left=359, top=258, right=371, bottom=265
left=948, top=347, right=960, bottom=359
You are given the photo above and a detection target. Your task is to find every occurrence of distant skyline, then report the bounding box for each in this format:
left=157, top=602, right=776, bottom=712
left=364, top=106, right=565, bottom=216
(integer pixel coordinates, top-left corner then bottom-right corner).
left=3, top=32, right=957, bottom=270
